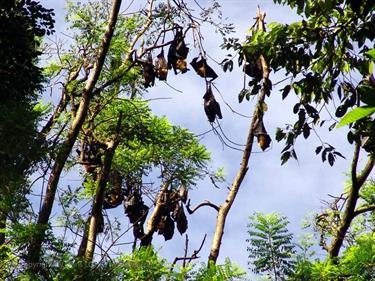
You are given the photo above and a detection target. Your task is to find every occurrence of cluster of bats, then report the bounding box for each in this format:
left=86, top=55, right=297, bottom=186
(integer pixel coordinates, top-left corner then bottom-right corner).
left=155, top=185, right=189, bottom=242
left=243, top=53, right=271, bottom=151
left=123, top=182, right=189, bottom=245
left=135, top=26, right=222, bottom=123
left=77, top=140, right=190, bottom=242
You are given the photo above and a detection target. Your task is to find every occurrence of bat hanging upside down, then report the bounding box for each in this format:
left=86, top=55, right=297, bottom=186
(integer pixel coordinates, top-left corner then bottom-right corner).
left=142, top=52, right=156, bottom=88
left=154, top=49, right=168, bottom=81
left=203, top=86, right=222, bottom=123
left=190, top=57, right=218, bottom=81
left=168, top=27, right=189, bottom=74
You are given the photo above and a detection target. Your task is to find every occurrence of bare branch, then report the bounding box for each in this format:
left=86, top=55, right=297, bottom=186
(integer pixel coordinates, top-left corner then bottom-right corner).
left=186, top=199, right=220, bottom=214
left=172, top=234, right=207, bottom=266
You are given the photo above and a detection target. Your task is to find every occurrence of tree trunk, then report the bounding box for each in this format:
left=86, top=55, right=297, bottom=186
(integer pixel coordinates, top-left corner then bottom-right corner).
left=328, top=145, right=374, bottom=258
left=208, top=8, right=269, bottom=264
left=26, top=0, right=122, bottom=268
left=84, top=140, right=118, bottom=261
left=77, top=221, right=89, bottom=258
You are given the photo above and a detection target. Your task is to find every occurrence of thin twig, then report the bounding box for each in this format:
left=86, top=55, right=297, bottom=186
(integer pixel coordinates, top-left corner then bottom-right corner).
left=186, top=199, right=219, bottom=214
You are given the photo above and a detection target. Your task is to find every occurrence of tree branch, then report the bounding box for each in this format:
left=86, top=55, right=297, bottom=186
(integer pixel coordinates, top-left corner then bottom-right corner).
left=172, top=234, right=207, bottom=266
left=328, top=144, right=373, bottom=259
left=354, top=204, right=375, bottom=217
left=351, top=141, right=360, bottom=188
left=208, top=8, right=270, bottom=264
left=26, top=0, right=123, bottom=268
left=357, top=156, right=375, bottom=187
left=186, top=199, right=219, bottom=214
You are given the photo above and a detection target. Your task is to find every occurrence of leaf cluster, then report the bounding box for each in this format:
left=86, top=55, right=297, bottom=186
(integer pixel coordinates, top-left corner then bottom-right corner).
left=224, top=0, right=375, bottom=164
left=247, top=212, right=296, bottom=280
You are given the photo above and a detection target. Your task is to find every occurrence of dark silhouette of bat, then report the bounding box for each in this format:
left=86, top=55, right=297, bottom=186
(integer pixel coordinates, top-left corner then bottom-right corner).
left=243, top=54, right=263, bottom=79
left=203, top=86, right=222, bottom=122
left=154, top=49, right=168, bottom=80
left=190, top=57, right=218, bottom=81
left=253, top=118, right=271, bottom=151
left=168, top=27, right=189, bottom=74
left=141, top=52, right=156, bottom=88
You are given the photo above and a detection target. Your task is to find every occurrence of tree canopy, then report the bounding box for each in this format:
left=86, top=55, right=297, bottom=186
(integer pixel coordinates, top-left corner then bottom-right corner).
left=1, top=0, right=374, bottom=280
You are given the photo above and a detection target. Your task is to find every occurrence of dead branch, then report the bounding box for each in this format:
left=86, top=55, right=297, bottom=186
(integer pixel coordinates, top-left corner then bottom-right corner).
left=186, top=199, right=219, bottom=214
left=172, top=234, right=207, bottom=266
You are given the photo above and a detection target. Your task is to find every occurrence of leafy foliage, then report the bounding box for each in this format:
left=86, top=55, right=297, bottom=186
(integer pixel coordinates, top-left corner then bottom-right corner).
left=0, top=1, right=54, bottom=184
left=247, top=212, right=295, bottom=280
left=224, top=0, right=375, bottom=163
left=0, top=1, right=54, bottom=270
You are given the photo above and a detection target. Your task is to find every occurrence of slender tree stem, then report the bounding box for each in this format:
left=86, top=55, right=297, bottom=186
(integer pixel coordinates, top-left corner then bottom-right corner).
left=329, top=144, right=374, bottom=258
left=208, top=8, right=269, bottom=264
left=26, top=0, right=123, bottom=268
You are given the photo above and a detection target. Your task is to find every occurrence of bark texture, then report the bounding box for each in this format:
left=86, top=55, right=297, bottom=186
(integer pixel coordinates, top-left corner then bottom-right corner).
left=26, top=0, right=122, bottom=267
left=328, top=144, right=374, bottom=258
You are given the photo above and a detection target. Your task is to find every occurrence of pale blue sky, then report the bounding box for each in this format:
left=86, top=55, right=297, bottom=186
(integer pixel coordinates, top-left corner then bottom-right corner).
left=36, top=0, right=366, bottom=277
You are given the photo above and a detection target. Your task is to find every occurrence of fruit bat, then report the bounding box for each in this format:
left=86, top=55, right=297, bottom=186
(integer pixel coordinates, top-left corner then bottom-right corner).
left=203, top=86, right=223, bottom=123
left=158, top=214, right=174, bottom=241
left=173, top=203, right=188, bottom=235
left=154, top=50, right=168, bottom=80
left=76, top=142, right=103, bottom=175
left=103, top=171, right=123, bottom=209
left=168, top=27, right=189, bottom=74
left=243, top=54, right=263, bottom=79
left=141, top=52, right=156, bottom=88
left=176, top=58, right=188, bottom=73
left=257, top=134, right=272, bottom=151
left=178, top=184, right=188, bottom=203
left=253, top=118, right=271, bottom=151
left=190, top=57, right=218, bottom=81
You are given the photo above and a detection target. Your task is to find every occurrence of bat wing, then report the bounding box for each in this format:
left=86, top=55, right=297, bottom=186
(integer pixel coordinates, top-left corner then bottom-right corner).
left=213, top=100, right=222, bottom=119
left=204, top=100, right=216, bottom=123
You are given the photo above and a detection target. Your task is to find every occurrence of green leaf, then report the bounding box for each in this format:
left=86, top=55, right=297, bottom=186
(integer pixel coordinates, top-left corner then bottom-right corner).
left=281, top=151, right=291, bottom=165
left=366, top=49, right=375, bottom=60
left=336, top=106, right=375, bottom=128
left=281, top=85, right=291, bottom=100
left=238, top=89, right=246, bottom=103
left=358, top=84, right=375, bottom=106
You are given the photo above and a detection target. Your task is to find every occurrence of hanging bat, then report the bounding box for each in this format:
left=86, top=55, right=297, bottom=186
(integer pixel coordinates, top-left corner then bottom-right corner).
left=103, top=171, right=124, bottom=209
left=76, top=142, right=103, bottom=175
left=203, top=86, right=223, bottom=123
left=243, top=54, right=263, bottom=79
left=190, top=57, right=218, bottom=81
left=154, top=49, right=168, bottom=80
left=253, top=118, right=271, bottom=151
left=168, top=27, right=189, bottom=74
left=175, top=58, right=188, bottom=73
left=257, top=134, right=272, bottom=151
left=141, top=52, right=156, bottom=88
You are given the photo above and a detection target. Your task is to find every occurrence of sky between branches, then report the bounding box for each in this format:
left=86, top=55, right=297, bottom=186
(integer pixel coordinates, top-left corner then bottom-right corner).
left=37, top=0, right=358, bottom=273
